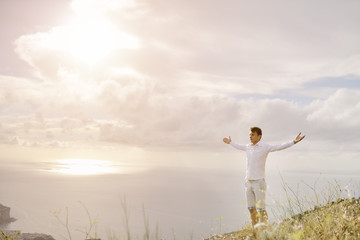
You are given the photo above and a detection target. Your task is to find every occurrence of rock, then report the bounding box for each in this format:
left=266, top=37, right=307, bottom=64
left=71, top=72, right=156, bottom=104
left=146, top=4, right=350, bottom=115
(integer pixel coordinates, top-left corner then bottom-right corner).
left=0, top=204, right=10, bottom=221
left=0, top=204, right=16, bottom=225
left=0, top=231, right=55, bottom=240
left=1, top=204, right=55, bottom=240
left=18, top=233, right=56, bottom=240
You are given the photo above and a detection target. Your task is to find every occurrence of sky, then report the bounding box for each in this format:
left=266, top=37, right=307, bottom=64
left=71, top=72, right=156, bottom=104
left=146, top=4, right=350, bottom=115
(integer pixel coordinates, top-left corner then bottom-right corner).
left=1, top=0, right=360, bottom=173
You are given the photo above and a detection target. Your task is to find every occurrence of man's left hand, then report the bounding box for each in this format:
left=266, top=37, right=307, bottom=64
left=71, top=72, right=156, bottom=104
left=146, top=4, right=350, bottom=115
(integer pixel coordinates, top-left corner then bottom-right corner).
left=294, top=132, right=305, bottom=144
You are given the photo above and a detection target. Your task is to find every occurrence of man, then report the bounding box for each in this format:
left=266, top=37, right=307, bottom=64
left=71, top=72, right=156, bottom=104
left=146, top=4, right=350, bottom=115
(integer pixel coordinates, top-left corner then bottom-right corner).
left=223, top=127, right=305, bottom=227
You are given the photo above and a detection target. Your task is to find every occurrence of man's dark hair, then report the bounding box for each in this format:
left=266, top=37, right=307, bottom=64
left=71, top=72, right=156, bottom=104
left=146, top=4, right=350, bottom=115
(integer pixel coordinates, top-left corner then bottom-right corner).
left=250, top=127, right=262, bottom=136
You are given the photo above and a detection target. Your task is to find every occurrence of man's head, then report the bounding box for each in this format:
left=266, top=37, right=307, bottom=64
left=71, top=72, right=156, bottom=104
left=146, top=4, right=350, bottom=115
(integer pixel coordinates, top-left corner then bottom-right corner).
left=249, top=127, right=262, bottom=145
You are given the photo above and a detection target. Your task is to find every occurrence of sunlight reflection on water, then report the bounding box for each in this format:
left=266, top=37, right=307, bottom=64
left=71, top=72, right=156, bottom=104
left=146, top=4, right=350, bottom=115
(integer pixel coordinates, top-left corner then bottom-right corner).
left=48, top=158, right=121, bottom=175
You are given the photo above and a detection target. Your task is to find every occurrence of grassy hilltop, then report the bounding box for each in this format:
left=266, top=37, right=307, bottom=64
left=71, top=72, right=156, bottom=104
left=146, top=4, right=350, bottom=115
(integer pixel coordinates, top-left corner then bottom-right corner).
left=207, top=197, right=360, bottom=240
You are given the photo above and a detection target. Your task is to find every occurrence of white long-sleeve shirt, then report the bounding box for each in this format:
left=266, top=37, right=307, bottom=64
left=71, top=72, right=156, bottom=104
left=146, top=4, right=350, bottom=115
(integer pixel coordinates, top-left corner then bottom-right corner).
left=230, top=141, right=294, bottom=180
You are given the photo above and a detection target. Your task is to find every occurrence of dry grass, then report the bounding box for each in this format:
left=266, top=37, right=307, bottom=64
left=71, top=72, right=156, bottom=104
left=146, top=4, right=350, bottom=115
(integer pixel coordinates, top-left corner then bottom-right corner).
left=206, top=178, right=360, bottom=240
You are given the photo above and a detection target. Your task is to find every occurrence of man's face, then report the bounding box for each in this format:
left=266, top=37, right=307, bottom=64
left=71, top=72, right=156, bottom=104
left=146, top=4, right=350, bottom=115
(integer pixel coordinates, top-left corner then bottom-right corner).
left=249, top=131, right=261, bottom=144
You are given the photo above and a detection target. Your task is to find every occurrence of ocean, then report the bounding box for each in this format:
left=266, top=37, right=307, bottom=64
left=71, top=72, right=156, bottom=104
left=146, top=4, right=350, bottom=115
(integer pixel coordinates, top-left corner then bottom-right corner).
left=1, top=159, right=359, bottom=239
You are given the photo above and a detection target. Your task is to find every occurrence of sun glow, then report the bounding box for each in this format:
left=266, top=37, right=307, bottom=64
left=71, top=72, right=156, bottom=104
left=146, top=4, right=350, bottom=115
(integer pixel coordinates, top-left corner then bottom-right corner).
left=41, top=2, right=139, bottom=65
left=51, top=159, right=119, bottom=175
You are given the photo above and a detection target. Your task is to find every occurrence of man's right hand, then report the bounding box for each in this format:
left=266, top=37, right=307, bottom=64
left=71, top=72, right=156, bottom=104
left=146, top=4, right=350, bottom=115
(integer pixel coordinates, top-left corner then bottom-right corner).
left=223, top=136, right=231, bottom=144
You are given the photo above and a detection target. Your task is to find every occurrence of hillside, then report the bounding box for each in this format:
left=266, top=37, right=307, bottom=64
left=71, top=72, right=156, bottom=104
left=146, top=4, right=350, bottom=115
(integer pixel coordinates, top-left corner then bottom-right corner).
left=206, top=198, right=360, bottom=240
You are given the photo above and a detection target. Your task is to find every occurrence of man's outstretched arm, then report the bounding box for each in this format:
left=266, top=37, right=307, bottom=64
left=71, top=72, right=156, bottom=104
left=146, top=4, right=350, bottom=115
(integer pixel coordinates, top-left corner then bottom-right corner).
left=223, top=136, right=247, bottom=150
left=269, top=132, right=306, bottom=152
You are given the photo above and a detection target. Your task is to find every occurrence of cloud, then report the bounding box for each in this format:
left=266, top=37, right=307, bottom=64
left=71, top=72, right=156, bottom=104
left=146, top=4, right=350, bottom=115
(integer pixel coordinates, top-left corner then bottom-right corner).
left=2, top=0, right=360, bottom=156
left=306, top=89, right=360, bottom=125
left=305, top=89, right=360, bottom=148
left=2, top=70, right=359, bottom=152
left=13, top=0, right=360, bottom=96
left=120, top=0, right=360, bottom=93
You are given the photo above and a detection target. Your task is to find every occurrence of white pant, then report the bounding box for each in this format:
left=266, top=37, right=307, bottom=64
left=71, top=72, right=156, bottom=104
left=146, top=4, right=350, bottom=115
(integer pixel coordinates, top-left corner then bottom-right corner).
left=245, top=179, right=267, bottom=210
